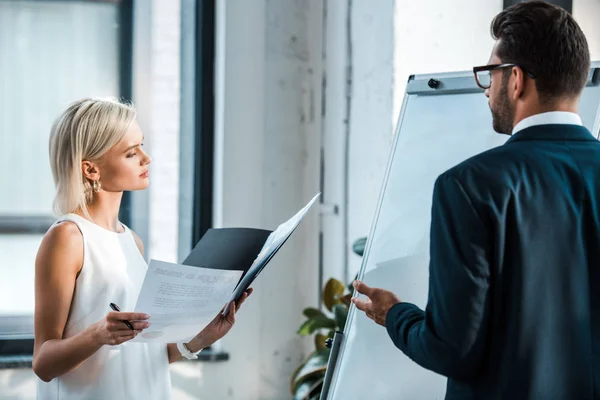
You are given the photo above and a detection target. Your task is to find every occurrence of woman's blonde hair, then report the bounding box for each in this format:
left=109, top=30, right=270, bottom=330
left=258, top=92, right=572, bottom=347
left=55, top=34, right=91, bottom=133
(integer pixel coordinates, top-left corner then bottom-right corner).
left=49, top=98, right=136, bottom=216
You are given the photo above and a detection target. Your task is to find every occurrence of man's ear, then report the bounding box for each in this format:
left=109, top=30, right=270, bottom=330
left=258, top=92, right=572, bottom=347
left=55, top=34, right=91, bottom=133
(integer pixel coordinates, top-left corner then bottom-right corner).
left=82, top=161, right=100, bottom=181
left=511, top=67, right=526, bottom=100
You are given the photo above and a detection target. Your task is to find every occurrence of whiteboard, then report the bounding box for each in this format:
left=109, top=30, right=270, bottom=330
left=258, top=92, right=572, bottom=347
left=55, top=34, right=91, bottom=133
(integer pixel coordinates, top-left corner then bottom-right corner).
left=326, top=63, right=600, bottom=400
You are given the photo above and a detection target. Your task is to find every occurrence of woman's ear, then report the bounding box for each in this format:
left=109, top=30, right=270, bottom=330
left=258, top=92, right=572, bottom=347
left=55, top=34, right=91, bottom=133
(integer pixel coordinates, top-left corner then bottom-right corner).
left=82, top=161, right=100, bottom=182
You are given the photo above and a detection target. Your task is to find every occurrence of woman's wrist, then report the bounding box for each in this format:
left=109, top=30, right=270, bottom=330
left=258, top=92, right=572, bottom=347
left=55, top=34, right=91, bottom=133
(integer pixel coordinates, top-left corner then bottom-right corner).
left=186, top=334, right=209, bottom=353
left=85, top=322, right=103, bottom=347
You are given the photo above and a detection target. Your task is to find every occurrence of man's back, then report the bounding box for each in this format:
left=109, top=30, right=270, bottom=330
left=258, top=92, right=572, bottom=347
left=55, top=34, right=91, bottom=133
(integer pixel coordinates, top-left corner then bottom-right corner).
left=443, top=123, right=600, bottom=399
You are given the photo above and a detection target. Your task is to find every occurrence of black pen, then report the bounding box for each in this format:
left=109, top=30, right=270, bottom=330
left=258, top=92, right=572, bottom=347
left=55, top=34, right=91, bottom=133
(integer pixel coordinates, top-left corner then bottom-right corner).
left=109, top=303, right=135, bottom=330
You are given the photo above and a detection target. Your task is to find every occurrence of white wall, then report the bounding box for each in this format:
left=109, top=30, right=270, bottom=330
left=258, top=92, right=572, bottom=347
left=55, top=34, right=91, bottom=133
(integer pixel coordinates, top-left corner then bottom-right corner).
left=320, top=0, right=395, bottom=285
left=392, top=0, right=502, bottom=122
left=146, top=0, right=181, bottom=263
left=320, top=0, right=351, bottom=285
left=346, top=0, right=395, bottom=279
left=193, top=0, right=322, bottom=399
left=574, top=0, right=600, bottom=60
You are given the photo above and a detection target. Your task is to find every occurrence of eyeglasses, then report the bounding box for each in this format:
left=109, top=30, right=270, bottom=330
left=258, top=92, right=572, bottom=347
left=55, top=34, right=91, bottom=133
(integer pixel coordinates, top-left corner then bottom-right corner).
left=472, top=63, right=535, bottom=90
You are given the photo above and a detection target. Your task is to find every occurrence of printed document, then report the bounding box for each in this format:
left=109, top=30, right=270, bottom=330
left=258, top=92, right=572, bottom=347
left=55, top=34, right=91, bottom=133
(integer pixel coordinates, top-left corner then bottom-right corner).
left=131, top=260, right=242, bottom=343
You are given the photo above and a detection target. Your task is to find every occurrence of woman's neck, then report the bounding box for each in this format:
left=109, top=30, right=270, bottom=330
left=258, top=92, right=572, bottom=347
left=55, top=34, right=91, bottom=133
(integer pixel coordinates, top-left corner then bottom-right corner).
left=79, top=191, right=125, bottom=233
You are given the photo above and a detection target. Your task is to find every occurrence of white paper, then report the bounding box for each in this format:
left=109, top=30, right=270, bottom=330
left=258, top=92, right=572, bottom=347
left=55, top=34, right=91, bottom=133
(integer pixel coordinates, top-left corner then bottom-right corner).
left=258, top=192, right=320, bottom=258
left=222, top=192, right=321, bottom=315
left=131, top=260, right=243, bottom=343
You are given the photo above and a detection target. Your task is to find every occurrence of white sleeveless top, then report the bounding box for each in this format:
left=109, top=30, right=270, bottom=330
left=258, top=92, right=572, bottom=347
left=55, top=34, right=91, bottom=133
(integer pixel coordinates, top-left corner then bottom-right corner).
left=36, top=214, right=171, bottom=400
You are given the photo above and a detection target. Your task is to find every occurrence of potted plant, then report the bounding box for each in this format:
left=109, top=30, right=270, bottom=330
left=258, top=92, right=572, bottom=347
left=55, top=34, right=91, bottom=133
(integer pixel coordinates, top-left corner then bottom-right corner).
left=290, top=237, right=367, bottom=399
left=290, top=278, right=353, bottom=400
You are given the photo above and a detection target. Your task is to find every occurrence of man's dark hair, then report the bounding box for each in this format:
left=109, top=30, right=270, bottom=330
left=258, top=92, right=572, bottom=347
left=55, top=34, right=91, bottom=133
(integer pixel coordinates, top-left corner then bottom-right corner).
left=491, top=1, right=590, bottom=102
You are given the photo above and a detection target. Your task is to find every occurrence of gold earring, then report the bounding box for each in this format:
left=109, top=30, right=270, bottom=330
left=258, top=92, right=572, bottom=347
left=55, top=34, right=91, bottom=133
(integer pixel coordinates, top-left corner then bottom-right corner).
left=93, top=180, right=102, bottom=193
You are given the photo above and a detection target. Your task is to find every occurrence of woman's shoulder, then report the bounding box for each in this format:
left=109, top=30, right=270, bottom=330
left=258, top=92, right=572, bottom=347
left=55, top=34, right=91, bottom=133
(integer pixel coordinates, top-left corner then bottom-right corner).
left=35, top=219, right=84, bottom=276
left=38, top=218, right=84, bottom=265
left=47, top=215, right=83, bottom=240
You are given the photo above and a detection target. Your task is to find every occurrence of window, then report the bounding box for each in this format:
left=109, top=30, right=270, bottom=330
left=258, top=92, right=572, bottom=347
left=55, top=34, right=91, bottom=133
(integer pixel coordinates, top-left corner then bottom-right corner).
left=0, top=0, right=133, bottom=362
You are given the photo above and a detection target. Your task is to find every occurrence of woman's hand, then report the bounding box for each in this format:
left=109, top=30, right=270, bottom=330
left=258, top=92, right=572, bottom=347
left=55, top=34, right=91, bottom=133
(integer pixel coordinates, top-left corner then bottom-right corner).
left=90, top=312, right=150, bottom=346
left=187, top=288, right=253, bottom=351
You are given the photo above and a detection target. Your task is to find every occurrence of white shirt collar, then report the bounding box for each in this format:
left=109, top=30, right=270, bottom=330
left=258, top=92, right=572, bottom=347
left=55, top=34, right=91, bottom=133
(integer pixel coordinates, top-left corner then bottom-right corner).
left=512, top=111, right=582, bottom=135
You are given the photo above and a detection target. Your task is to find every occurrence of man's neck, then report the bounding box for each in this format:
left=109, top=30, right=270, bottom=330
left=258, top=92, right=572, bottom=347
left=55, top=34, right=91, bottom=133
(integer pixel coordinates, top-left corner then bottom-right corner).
left=512, top=99, right=579, bottom=129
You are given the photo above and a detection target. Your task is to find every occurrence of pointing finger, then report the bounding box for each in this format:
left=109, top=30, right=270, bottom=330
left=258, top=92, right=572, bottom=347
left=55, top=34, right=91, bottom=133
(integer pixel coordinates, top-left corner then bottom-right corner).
left=353, top=280, right=375, bottom=297
left=109, top=312, right=150, bottom=321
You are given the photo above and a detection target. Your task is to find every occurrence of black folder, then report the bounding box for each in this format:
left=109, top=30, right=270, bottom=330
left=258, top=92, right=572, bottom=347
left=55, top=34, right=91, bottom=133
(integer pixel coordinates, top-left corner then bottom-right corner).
left=181, top=192, right=320, bottom=311
left=182, top=227, right=272, bottom=284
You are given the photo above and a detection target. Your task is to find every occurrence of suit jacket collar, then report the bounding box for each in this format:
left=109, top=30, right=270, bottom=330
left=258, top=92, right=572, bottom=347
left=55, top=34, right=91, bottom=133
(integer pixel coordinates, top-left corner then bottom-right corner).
left=505, top=124, right=597, bottom=144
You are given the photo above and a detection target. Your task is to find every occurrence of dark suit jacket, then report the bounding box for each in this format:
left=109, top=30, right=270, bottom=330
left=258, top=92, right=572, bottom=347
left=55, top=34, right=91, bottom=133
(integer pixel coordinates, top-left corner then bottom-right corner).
left=386, top=124, right=600, bottom=400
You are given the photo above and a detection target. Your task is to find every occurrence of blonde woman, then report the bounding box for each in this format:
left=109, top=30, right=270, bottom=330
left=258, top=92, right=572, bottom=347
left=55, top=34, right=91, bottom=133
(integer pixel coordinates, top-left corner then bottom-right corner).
left=33, top=98, right=251, bottom=399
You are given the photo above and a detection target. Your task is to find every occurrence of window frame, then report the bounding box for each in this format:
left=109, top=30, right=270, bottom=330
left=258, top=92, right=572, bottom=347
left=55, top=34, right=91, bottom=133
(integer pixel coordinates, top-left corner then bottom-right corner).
left=177, top=0, right=215, bottom=263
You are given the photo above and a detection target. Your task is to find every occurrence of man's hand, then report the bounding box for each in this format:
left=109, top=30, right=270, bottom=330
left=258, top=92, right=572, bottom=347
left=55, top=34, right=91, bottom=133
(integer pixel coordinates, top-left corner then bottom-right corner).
left=186, top=288, right=253, bottom=352
left=352, top=281, right=401, bottom=327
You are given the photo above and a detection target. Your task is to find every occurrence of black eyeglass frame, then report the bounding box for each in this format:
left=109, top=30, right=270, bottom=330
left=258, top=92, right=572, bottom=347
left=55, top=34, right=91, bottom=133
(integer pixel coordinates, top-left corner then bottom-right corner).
left=472, top=63, right=536, bottom=89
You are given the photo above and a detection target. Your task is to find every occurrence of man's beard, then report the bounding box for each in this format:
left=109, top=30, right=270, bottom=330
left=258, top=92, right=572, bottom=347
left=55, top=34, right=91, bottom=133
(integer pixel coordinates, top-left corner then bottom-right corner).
left=490, top=74, right=515, bottom=134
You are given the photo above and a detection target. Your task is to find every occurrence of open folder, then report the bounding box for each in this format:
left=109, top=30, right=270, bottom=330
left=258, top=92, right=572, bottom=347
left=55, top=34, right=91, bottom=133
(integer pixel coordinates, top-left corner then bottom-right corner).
left=130, top=192, right=320, bottom=343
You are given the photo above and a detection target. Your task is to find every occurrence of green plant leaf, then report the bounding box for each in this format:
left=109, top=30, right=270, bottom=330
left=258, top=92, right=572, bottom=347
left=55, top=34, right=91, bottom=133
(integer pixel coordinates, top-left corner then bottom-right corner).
left=303, top=307, right=326, bottom=319
left=298, top=308, right=327, bottom=333
left=314, top=333, right=328, bottom=350
left=290, top=363, right=304, bottom=394
left=293, top=379, right=314, bottom=400
left=297, top=320, right=313, bottom=336
left=323, top=278, right=345, bottom=311
left=293, top=377, right=324, bottom=400
left=297, top=314, right=337, bottom=336
left=333, top=304, right=349, bottom=331
left=291, top=349, right=330, bottom=394
left=352, top=236, right=367, bottom=256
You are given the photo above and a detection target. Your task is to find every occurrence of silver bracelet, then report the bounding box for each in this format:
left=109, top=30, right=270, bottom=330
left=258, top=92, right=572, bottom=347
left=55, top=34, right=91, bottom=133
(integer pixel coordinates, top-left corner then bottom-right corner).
left=177, top=342, right=201, bottom=360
